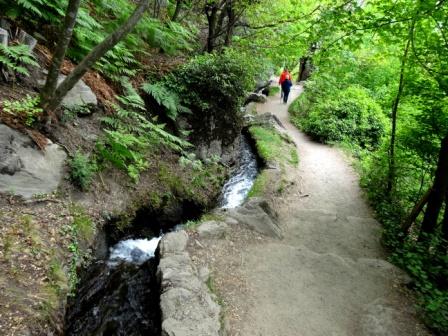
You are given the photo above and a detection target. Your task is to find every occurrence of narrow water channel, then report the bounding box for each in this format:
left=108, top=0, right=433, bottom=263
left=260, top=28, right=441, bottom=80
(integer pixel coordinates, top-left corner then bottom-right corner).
left=64, top=134, right=258, bottom=335
left=219, top=135, right=259, bottom=208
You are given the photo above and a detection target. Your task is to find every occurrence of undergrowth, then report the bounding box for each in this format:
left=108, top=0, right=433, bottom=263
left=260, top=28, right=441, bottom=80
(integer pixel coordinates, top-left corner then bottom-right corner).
left=68, top=151, right=97, bottom=191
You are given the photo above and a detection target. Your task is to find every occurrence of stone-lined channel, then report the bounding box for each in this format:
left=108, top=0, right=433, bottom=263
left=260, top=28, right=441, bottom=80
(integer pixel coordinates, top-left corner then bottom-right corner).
left=64, top=133, right=259, bottom=335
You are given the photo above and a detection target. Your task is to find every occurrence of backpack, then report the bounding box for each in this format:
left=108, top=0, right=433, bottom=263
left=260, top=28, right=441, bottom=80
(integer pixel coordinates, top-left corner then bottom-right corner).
left=282, top=78, right=292, bottom=91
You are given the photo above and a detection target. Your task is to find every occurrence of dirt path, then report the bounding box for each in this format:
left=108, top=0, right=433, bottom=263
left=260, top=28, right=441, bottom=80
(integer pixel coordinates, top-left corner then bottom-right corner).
left=228, top=85, right=430, bottom=336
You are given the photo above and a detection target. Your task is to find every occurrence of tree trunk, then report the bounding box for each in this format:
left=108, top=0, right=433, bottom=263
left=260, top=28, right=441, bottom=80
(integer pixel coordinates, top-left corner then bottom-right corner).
left=205, top=3, right=219, bottom=53
left=171, top=0, right=183, bottom=21
left=387, top=38, right=410, bottom=196
left=224, top=1, right=235, bottom=46
left=419, top=134, right=448, bottom=241
left=441, top=193, right=448, bottom=252
left=298, top=57, right=308, bottom=81
left=40, top=0, right=81, bottom=114
left=41, top=0, right=150, bottom=113
left=402, top=187, right=432, bottom=234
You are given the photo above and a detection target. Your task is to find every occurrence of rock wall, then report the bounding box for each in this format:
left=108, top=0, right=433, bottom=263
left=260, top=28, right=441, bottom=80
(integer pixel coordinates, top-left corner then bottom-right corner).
left=157, top=231, right=221, bottom=336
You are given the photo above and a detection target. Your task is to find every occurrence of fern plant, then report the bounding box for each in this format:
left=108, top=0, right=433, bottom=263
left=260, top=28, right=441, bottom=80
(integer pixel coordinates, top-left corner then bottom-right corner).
left=0, top=43, right=39, bottom=78
left=1, top=0, right=66, bottom=22
left=97, top=130, right=149, bottom=183
left=98, top=79, right=190, bottom=182
left=141, top=82, right=190, bottom=120
left=68, top=151, right=97, bottom=191
left=2, top=95, right=43, bottom=126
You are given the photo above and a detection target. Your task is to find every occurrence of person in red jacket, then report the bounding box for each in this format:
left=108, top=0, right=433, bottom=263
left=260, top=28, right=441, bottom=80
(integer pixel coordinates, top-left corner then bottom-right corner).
left=279, top=68, right=291, bottom=99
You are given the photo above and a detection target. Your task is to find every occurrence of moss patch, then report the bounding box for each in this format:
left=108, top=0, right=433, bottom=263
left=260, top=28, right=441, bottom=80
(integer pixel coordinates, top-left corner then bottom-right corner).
left=248, top=125, right=298, bottom=198
left=248, top=170, right=269, bottom=198
left=248, top=126, right=298, bottom=167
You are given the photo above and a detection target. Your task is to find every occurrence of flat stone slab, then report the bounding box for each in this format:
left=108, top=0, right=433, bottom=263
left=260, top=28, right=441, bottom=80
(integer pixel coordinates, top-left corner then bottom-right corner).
left=227, top=197, right=283, bottom=238
left=197, top=220, right=229, bottom=239
left=0, top=124, right=66, bottom=199
left=159, top=231, right=189, bottom=255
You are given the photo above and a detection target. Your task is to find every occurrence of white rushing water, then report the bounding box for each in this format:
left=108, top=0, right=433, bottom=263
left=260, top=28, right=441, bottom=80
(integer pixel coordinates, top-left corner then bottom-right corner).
left=107, top=135, right=258, bottom=266
left=220, top=136, right=259, bottom=209
left=108, top=237, right=162, bottom=267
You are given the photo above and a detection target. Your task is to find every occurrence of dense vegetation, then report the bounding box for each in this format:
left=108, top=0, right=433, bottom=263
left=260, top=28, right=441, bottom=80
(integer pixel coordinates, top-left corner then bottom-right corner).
left=0, top=0, right=447, bottom=334
left=287, top=2, right=448, bottom=333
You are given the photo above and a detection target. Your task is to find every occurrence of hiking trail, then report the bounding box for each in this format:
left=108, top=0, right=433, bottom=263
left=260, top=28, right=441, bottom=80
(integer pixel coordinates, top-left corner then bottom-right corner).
left=189, top=84, right=430, bottom=336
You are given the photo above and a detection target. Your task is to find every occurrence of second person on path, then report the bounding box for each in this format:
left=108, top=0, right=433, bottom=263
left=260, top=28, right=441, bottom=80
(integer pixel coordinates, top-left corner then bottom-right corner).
left=281, top=77, right=292, bottom=103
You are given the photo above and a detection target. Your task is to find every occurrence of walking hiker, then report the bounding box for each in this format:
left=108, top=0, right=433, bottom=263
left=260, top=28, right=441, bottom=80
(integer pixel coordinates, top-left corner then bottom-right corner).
left=281, top=77, right=293, bottom=103
left=279, top=67, right=290, bottom=99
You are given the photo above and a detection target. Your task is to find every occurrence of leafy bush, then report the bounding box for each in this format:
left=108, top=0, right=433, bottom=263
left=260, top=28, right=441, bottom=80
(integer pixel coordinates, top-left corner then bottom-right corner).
left=163, top=49, right=258, bottom=145
left=68, top=151, right=97, bottom=191
left=2, top=94, right=43, bottom=126
left=391, top=241, right=448, bottom=333
left=292, top=85, right=386, bottom=149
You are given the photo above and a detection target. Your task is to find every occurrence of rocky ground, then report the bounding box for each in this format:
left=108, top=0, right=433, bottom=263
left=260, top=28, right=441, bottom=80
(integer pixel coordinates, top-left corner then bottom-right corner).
left=0, top=69, right=227, bottom=335
left=188, top=85, right=432, bottom=336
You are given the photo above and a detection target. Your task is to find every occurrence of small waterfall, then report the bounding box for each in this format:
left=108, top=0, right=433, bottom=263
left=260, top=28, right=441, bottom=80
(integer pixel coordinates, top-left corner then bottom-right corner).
left=65, top=133, right=259, bottom=335
left=220, top=135, right=259, bottom=209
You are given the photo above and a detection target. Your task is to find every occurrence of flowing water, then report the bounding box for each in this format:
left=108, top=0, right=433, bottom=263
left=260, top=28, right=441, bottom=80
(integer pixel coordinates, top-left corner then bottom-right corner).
left=108, top=237, right=162, bottom=267
left=220, top=135, right=259, bottom=209
left=65, top=134, right=258, bottom=335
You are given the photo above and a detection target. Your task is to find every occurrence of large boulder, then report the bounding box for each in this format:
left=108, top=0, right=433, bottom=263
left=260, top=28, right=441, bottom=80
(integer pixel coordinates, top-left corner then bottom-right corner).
left=38, top=74, right=97, bottom=110
left=197, top=134, right=241, bottom=166
left=197, top=220, right=230, bottom=239
left=0, top=124, right=67, bottom=199
left=0, top=28, right=7, bottom=46
left=245, top=92, right=267, bottom=104
left=159, top=231, right=189, bottom=255
left=225, top=197, right=283, bottom=238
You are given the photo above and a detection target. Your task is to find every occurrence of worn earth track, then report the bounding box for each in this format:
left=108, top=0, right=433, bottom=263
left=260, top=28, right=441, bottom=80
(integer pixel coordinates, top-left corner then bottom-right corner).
left=231, top=85, right=430, bottom=336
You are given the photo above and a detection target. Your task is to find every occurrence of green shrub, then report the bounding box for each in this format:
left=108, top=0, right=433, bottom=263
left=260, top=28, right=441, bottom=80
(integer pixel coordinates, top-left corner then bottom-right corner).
left=269, top=86, right=280, bottom=96
left=68, top=151, right=97, bottom=191
left=163, top=49, right=258, bottom=145
left=292, top=85, right=386, bottom=149
left=97, top=130, right=149, bottom=183
left=391, top=241, right=448, bottom=333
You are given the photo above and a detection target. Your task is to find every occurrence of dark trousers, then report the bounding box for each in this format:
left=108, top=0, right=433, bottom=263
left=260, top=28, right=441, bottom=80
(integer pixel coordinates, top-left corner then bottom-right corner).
left=283, top=89, right=290, bottom=103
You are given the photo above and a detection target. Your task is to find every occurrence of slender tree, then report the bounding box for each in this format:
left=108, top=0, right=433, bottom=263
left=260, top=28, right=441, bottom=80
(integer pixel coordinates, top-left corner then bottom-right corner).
left=204, top=1, right=224, bottom=52
left=40, top=0, right=81, bottom=115
left=386, top=36, right=411, bottom=196
left=40, top=0, right=150, bottom=120
left=171, top=0, right=185, bottom=21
